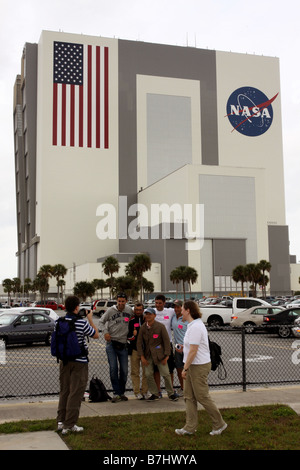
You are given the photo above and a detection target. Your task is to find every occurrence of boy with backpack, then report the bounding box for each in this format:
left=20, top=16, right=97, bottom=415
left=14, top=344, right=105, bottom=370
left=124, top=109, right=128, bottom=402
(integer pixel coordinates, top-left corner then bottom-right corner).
left=52, top=295, right=99, bottom=434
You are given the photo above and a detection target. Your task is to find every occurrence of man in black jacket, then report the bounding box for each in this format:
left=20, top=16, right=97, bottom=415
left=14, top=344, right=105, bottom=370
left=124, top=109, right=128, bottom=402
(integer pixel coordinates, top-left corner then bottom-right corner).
left=127, top=302, right=148, bottom=399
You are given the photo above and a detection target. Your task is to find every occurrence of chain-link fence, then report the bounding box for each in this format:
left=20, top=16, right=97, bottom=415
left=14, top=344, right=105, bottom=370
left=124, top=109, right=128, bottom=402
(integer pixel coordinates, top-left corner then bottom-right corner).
left=0, top=326, right=300, bottom=399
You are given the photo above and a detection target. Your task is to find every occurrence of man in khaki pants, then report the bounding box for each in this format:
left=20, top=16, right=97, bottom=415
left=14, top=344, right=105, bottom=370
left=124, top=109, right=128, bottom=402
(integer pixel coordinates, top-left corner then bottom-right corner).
left=127, top=303, right=148, bottom=399
left=137, top=307, right=178, bottom=401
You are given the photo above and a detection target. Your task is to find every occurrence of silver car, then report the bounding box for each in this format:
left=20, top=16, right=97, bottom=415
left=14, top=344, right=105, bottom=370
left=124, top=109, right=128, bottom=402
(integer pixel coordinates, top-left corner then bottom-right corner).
left=231, top=306, right=284, bottom=333
left=0, top=311, right=55, bottom=346
left=0, top=306, right=59, bottom=321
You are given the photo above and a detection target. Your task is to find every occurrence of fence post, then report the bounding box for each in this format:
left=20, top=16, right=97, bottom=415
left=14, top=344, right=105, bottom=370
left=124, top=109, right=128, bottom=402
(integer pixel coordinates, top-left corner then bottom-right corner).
left=241, top=327, right=247, bottom=391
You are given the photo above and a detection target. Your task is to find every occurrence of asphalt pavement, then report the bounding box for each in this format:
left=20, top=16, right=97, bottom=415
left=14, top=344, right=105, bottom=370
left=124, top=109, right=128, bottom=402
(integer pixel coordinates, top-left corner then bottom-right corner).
left=0, top=385, right=299, bottom=450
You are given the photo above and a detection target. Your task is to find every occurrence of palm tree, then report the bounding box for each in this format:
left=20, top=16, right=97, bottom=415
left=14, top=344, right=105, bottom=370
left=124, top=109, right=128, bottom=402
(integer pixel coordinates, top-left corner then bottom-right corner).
left=170, top=268, right=181, bottom=298
left=92, top=279, right=107, bottom=298
left=257, top=260, right=271, bottom=298
left=232, top=265, right=247, bottom=296
left=176, top=266, right=190, bottom=300
left=34, top=273, right=50, bottom=301
left=23, top=278, right=32, bottom=301
left=12, top=277, right=21, bottom=299
left=37, top=265, right=53, bottom=301
left=185, top=266, right=198, bottom=297
left=245, top=263, right=261, bottom=297
left=52, top=264, right=67, bottom=303
left=143, top=278, right=154, bottom=301
left=102, top=256, right=120, bottom=298
left=2, top=278, right=13, bottom=305
left=114, top=275, right=139, bottom=300
left=57, top=279, right=66, bottom=302
left=73, top=281, right=95, bottom=301
left=125, top=254, right=151, bottom=301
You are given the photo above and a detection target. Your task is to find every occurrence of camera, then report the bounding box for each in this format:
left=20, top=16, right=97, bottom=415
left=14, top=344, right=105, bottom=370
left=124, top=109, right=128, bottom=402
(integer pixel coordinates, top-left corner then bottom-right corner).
left=78, top=308, right=88, bottom=318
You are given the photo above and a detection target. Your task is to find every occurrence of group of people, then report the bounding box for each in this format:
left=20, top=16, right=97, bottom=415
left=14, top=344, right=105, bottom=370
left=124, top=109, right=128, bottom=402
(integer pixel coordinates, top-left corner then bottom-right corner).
left=55, top=293, right=227, bottom=437
left=99, top=293, right=184, bottom=403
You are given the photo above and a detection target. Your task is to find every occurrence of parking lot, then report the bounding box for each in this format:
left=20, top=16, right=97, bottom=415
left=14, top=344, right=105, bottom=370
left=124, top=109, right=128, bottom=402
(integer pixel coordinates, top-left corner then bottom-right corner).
left=0, top=312, right=300, bottom=399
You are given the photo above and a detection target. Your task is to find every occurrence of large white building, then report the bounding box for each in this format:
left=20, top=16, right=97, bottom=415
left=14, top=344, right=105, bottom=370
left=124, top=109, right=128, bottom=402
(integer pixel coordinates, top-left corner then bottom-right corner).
left=13, top=30, right=295, bottom=295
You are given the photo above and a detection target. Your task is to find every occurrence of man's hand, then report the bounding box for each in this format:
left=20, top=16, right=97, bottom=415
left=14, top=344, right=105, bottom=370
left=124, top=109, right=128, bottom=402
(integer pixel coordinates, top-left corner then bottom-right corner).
left=104, top=333, right=111, bottom=342
left=141, top=355, right=149, bottom=367
left=161, top=356, right=169, bottom=366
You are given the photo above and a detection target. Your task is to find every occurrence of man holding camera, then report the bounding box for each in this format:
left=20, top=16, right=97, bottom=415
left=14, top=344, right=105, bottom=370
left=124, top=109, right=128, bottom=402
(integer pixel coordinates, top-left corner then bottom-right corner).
left=56, top=295, right=99, bottom=434
left=99, top=293, right=132, bottom=402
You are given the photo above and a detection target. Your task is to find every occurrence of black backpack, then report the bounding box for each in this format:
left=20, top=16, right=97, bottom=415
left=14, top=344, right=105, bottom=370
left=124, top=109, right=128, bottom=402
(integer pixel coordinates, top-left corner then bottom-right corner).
left=51, top=316, right=87, bottom=365
left=89, top=376, right=111, bottom=402
left=209, top=338, right=227, bottom=380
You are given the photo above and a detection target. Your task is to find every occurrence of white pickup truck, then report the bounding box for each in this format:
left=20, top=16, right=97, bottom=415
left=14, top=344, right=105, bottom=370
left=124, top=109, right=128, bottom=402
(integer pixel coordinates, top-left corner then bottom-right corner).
left=199, top=297, right=271, bottom=327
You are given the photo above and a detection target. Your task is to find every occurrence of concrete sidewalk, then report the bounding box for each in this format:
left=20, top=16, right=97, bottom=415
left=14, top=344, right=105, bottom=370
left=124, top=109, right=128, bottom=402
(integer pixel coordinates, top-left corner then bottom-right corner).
left=0, top=385, right=299, bottom=450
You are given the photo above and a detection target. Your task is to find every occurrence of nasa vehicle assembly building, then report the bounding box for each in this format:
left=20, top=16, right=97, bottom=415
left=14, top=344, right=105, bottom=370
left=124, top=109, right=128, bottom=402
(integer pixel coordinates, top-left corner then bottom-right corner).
left=13, top=30, right=296, bottom=295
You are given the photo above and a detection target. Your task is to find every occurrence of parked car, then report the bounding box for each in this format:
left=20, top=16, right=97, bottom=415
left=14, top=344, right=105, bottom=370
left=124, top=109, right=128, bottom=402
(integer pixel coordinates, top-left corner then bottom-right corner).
left=286, top=299, right=300, bottom=309
left=0, top=307, right=59, bottom=321
left=262, top=307, right=300, bottom=338
left=292, top=317, right=300, bottom=338
left=92, top=299, right=117, bottom=317
left=80, top=302, right=93, bottom=311
left=231, top=306, right=284, bottom=333
left=0, top=311, right=55, bottom=346
left=34, top=301, right=58, bottom=310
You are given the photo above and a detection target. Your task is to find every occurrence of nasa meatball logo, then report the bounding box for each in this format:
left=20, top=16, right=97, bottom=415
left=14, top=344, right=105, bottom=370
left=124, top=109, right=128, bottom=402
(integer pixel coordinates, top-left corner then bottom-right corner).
left=226, top=86, right=278, bottom=136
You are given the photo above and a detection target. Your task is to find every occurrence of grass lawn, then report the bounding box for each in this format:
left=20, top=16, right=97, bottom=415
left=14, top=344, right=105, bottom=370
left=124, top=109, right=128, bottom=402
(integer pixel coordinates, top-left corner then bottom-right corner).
left=0, top=405, right=299, bottom=450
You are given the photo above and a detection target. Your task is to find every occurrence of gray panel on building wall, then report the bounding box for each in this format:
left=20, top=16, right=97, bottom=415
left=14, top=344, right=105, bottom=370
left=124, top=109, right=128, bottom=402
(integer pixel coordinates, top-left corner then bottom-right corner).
left=199, top=174, right=257, bottom=263
left=165, top=239, right=188, bottom=291
left=200, top=239, right=214, bottom=292
left=268, top=225, right=291, bottom=293
left=118, top=223, right=188, bottom=291
left=118, top=40, right=218, bottom=216
left=213, top=239, right=246, bottom=275
left=147, top=94, right=192, bottom=186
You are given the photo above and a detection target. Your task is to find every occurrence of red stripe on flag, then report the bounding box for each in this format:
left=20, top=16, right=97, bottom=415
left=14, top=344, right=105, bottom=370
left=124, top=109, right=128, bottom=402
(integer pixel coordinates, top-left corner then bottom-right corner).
left=61, top=84, right=66, bottom=146
left=53, top=83, right=58, bottom=145
left=104, top=47, right=109, bottom=149
left=79, top=85, right=83, bottom=147
left=70, top=85, right=75, bottom=147
left=88, top=45, right=92, bottom=148
left=96, top=46, right=101, bottom=149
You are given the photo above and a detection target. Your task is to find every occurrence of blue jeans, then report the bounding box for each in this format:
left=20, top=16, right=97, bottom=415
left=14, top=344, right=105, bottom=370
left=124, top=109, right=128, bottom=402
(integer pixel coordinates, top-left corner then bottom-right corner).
left=106, top=341, right=128, bottom=396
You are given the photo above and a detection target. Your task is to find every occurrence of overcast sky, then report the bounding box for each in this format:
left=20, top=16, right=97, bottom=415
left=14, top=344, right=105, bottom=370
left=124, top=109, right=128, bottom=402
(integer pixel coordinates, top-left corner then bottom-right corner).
left=0, top=0, right=299, bottom=282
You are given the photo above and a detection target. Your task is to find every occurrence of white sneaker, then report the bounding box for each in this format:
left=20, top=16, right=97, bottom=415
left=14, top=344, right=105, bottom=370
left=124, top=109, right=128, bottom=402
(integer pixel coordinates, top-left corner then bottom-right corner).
left=135, top=393, right=144, bottom=400
left=57, top=422, right=63, bottom=431
left=62, top=424, right=84, bottom=435
left=209, top=423, right=227, bottom=436
left=175, top=428, right=194, bottom=435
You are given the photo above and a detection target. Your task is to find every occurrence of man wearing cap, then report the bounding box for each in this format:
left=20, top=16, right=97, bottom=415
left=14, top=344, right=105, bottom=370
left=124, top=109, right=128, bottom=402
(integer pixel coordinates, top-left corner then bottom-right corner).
left=99, top=293, right=132, bottom=403
left=137, top=307, right=178, bottom=401
left=171, top=300, right=187, bottom=396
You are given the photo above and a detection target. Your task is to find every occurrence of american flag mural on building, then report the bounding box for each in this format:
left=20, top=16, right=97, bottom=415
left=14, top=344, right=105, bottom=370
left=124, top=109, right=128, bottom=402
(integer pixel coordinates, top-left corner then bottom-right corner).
left=52, top=41, right=109, bottom=148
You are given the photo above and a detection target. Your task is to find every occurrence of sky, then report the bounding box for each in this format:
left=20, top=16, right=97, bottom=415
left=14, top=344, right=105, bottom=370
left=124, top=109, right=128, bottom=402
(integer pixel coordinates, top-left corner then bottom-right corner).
left=0, top=0, right=299, bottom=282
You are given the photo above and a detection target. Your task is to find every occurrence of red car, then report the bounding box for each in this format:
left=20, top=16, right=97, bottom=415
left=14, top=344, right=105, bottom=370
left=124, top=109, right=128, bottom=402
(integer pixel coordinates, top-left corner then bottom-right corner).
left=35, top=300, right=58, bottom=310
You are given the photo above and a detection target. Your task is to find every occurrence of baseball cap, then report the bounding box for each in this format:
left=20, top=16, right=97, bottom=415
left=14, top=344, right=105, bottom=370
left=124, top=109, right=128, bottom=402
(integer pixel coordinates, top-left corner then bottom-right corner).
left=144, top=307, right=156, bottom=315
left=174, top=299, right=183, bottom=306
